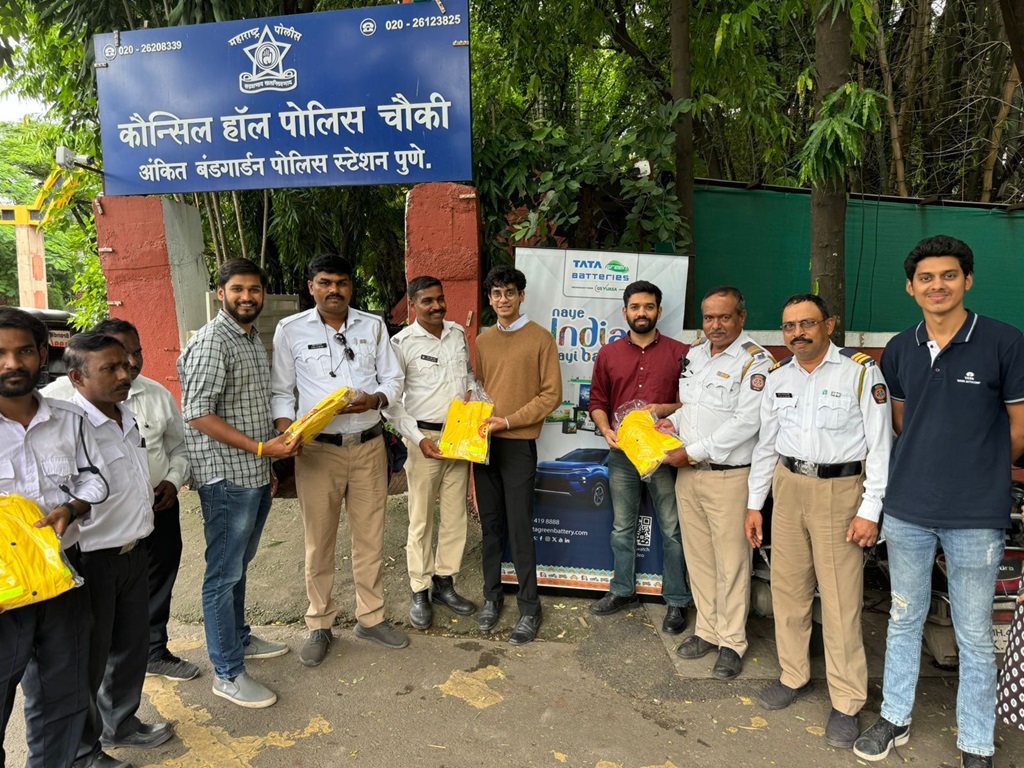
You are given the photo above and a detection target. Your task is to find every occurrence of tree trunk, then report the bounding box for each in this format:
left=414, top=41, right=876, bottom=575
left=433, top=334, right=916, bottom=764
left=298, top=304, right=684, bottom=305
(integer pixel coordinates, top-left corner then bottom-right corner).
left=981, top=64, right=1021, bottom=203
left=811, top=2, right=852, bottom=342
left=231, top=190, right=248, bottom=261
left=1000, top=0, right=1024, bottom=80
left=260, top=189, right=270, bottom=269
left=670, top=0, right=695, bottom=323
left=873, top=0, right=908, bottom=196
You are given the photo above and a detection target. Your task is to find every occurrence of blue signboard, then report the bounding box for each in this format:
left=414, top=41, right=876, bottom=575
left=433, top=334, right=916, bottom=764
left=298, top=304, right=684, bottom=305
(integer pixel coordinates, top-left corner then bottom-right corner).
left=94, top=0, right=472, bottom=196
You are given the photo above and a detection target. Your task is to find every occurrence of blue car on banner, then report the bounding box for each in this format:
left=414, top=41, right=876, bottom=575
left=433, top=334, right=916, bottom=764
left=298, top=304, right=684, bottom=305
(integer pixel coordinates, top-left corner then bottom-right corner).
left=535, top=448, right=610, bottom=510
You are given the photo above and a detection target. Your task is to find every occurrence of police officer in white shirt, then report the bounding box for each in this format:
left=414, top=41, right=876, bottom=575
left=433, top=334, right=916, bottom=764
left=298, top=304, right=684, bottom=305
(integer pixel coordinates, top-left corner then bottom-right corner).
left=272, top=254, right=406, bottom=667
left=658, top=286, right=774, bottom=681
left=0, top=309, right=104, bottom=768
left=43, top=319, right=195, bottom=683
left=384, top=276, right=476, bottom=630
left=745, top=294, right=891, bottom=750
left=60, top=333, right=172, bottom=768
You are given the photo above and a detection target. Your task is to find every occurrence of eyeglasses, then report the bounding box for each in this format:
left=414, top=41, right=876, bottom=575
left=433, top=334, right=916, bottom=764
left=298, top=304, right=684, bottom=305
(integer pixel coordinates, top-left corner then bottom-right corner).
left=780, top=319, right=823, bottom=333
left=489, top=288, right=521, bottom=301
left=333, top=332, right=355, bottom=361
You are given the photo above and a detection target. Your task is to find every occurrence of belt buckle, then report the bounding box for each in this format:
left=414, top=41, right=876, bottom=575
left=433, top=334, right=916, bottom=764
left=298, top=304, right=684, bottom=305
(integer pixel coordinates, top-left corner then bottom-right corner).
left=692, top=460, right=712, bottom=471
left=796, top=460, right=818, bottom=478
left=340, top=432, right=360, bottom=448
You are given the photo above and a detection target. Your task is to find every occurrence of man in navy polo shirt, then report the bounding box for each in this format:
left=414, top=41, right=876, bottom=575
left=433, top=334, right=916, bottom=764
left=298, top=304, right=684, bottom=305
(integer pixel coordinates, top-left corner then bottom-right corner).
left=854, top=235, right=1024, bottom=768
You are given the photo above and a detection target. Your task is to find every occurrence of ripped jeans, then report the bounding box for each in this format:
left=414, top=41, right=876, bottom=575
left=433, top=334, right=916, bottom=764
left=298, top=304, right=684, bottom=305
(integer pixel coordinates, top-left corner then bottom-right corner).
left=878, top=514, right=1004, bottom=757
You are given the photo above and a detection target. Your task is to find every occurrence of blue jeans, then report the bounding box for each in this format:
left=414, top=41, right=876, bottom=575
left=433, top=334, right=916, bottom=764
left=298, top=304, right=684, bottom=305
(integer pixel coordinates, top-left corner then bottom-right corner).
left=607, top=449, right=690, bottom=606
left=198, top=480, right=272, bottom=681
left=879, top=514, right=1004, bottom=756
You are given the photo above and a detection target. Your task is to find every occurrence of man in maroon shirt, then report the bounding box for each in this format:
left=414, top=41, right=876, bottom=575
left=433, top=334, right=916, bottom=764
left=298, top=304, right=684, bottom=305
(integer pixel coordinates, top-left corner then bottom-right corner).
left=588, top=280, right=692, bottom=633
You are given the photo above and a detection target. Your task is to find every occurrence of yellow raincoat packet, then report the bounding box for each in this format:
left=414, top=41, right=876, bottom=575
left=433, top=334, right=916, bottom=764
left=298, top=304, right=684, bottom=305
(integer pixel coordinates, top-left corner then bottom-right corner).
left=615, top=405, right=683, bottom=479
left=284, top=386, right=356, bottom=446
left=0, top=494, right=82, bottom=611
left=438, top=381, right=495, bottom=464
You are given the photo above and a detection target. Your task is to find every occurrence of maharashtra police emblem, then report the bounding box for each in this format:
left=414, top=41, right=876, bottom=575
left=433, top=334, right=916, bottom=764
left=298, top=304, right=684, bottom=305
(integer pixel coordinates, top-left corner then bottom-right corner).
left=871, top=383, right=888, bottom=404
left=750, top=374, right=766, bottom=392
left=240, top=27, right=298, bottom=93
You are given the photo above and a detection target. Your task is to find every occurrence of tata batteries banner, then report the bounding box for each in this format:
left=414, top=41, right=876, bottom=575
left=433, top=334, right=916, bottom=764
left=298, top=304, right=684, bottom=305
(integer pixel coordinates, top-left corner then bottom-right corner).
left=94, top=0, right=471, bottom=195
left=508, top=248, right=691, bottom=593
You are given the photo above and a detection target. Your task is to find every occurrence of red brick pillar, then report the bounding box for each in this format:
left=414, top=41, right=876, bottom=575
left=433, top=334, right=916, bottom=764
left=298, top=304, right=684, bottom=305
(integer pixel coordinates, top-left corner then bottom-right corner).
left=404, top=183, right=483, bottom=358
left=93, top=196, right=208, bottom=402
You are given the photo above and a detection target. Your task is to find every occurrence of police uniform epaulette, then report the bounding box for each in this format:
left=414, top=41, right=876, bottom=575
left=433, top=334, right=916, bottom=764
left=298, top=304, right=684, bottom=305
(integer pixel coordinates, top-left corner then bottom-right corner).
left=44, top=397, right=85, bottom=416
left=768, top=356, right=793, bottom=373
left=839, top=348, right=876, bottom=367
left=691, top=336, right=708, bottom=347
left=741, top=341, right=767, bottom=358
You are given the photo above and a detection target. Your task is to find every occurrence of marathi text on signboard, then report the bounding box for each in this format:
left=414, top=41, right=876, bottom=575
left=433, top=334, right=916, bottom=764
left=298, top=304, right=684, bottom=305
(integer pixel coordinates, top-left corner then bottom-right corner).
left=94, top=0, right=472, bottom=195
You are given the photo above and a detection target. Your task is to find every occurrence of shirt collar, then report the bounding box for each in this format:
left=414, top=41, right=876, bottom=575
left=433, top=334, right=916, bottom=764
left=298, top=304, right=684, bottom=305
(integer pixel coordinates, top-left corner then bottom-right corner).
left=309, top=307, right=365, bottom=330
left=497, top=314, right=530, bottom=332
left=408, top=319, right=454, bottom=339
left=627, top=330, right=662, bottom=348
left=71, top=390, right=134, bottom=433
left=913, top=310, right=978, bottom=346
left=216, top=309, right=260, bottom=339
left=0, top=391, right=51, bottom=429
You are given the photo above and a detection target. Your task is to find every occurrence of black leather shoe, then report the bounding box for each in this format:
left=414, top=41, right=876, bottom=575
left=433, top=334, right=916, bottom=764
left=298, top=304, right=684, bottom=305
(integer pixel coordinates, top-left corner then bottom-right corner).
left=589, top=591, right=640, bottom=616
left=101, top=721, right=174, bottom=750
left=508, top=612, right=542, bottom=645
left=478, top=599, right=503, bottom=632
left=431, top=575, right=476, bottom=615
left=409, top=589, right=433, bottom=629
left=73, top=752, right=131, bottom=768
left=712, top=647, right=743, bottom=680
left=662, top=605, right=686, bottom=634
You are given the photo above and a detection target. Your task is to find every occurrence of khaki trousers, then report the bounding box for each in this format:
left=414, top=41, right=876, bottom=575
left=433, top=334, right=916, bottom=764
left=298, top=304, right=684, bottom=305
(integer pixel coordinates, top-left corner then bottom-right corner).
left=404, top=429, right=470, bottom=592
left=675, top=466, right=752, bottom=655
left=295, top=436, right=387, bottom=629
left=770, top=463, right=868, bottom=715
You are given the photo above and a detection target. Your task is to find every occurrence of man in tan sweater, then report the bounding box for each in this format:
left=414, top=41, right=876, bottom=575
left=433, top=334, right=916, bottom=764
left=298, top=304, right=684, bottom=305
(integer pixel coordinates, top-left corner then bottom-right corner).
left=474, top=265, right=562, bottom=645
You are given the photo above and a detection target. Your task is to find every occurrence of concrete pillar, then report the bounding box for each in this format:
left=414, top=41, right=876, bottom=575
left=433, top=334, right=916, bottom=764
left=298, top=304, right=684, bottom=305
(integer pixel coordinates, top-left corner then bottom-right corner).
left=404, top=183, right=483, bottom=358
left=93, top=196, right=207, bottom=401
left=15, top=225, right=48, bottom=309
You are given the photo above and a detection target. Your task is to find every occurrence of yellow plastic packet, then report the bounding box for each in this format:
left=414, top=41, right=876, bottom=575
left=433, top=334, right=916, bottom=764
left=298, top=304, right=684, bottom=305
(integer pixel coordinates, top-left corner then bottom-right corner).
left=617, top=409, right=683, bottom=478
left=0, top=494, right=81, bottom=610
left=438, top=399, right=495, bottom=463
left=284, top=386, right=355, bottom=445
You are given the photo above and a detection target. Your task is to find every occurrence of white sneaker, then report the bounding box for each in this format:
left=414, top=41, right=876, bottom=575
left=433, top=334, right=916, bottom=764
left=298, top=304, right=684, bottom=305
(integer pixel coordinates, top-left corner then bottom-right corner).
left=243, top=635, right=289, bottom=659
left=212, top=672, right=277, bottom=708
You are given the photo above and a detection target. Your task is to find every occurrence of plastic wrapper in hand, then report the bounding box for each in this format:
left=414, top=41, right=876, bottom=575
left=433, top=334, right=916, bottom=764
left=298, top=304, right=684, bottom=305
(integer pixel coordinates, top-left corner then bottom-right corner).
left=284, top=386, right=355, bottom=445
left=438, top=380, right=494, bottom=464
left=0, top=494, right=82, bottom=611
left=613, top=400, right=683, bottom=480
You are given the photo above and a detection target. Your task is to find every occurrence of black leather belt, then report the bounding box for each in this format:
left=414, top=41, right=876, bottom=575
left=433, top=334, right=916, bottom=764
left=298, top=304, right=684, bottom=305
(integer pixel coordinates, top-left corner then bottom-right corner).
left=315, top=422, right=384, bottom=447
left=693, top=461, right=751, bottom=471
left=85, top=540, right=140, bottom=556
left=416, top=420, right=444, bottom=431
left=781, top=456, right=862, bottom=479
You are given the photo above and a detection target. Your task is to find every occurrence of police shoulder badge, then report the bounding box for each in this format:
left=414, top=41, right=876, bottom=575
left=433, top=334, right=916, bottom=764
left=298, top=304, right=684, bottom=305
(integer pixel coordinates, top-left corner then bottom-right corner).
left=750, top=373, right=766, bottom=392
left=871, top=383, right=888, bottom=404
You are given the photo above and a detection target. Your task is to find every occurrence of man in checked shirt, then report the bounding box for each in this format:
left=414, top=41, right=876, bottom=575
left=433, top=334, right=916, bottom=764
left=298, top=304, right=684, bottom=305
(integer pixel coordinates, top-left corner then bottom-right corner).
left=385, top=276, right=476, bottom=630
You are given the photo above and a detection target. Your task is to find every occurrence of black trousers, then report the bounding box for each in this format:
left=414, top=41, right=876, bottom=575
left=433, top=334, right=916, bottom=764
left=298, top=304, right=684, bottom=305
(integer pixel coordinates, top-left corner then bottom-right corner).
left=144, top=496, right=183, bottom=661
left=2, top=562, right=90, bottom=768
left=74, top=545, right=150, bottom=760
left=473, top=438, right=540, bottom=616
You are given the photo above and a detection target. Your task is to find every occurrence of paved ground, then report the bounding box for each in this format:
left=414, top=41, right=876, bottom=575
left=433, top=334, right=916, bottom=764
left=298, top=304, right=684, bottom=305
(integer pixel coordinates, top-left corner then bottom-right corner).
left=7, top=488, right=1024, bottom=768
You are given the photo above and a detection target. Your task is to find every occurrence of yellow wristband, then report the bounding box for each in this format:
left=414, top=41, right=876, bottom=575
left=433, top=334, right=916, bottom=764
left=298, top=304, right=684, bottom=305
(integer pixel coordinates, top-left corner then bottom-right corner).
left=257, top=441, right=264, bottom=457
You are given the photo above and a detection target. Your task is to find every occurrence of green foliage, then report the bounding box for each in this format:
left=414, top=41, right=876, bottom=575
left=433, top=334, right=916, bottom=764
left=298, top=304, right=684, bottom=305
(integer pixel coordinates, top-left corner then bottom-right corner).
left=796, top=82, right=883, bottom=186
left=68, top=250, right=107, bottom=330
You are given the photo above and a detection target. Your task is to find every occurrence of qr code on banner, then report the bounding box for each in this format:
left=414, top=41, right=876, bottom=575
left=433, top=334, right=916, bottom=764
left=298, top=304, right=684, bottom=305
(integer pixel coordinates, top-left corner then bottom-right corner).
left=636, top=515, right=653, bottom=547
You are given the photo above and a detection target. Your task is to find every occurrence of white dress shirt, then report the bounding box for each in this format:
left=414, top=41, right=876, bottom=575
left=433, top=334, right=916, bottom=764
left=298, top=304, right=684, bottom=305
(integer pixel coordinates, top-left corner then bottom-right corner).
left=69, top=392, right=154, bottom=551
left=669, top=334, right=774, bottom=465
left=384, top=320, right=473, bottom=445
left=747, top=342, right=892, bottom=522
left=0, top=394, right=107, bottom=550
left=271, top=307, right=404, bottom=435
left=497, top=314, right=530, bottom=332
left=43, top=374, right=189, bottom=489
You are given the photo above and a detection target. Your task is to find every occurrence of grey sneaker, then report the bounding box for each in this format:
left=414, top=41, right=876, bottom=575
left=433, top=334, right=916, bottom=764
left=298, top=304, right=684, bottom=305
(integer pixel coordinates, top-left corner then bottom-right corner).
left=299, top=629, right=333, bottom=667
left=354, top=620, right=410, bottom=649
left=212, top=672, right=277, bottom=708
left=146, top=653, right=200, bottom=681
left=243, top=635, right=289, bottom=659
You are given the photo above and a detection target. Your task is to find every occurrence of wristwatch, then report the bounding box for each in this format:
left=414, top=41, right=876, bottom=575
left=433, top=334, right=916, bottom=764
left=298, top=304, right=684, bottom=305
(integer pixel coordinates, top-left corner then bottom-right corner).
left=57, top=502, right=77, bottom=523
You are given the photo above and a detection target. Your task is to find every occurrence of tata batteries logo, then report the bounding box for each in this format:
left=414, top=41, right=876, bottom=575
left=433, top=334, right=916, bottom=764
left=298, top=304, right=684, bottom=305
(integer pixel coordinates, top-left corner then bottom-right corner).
left=563, top=253, right=638, bottom=298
